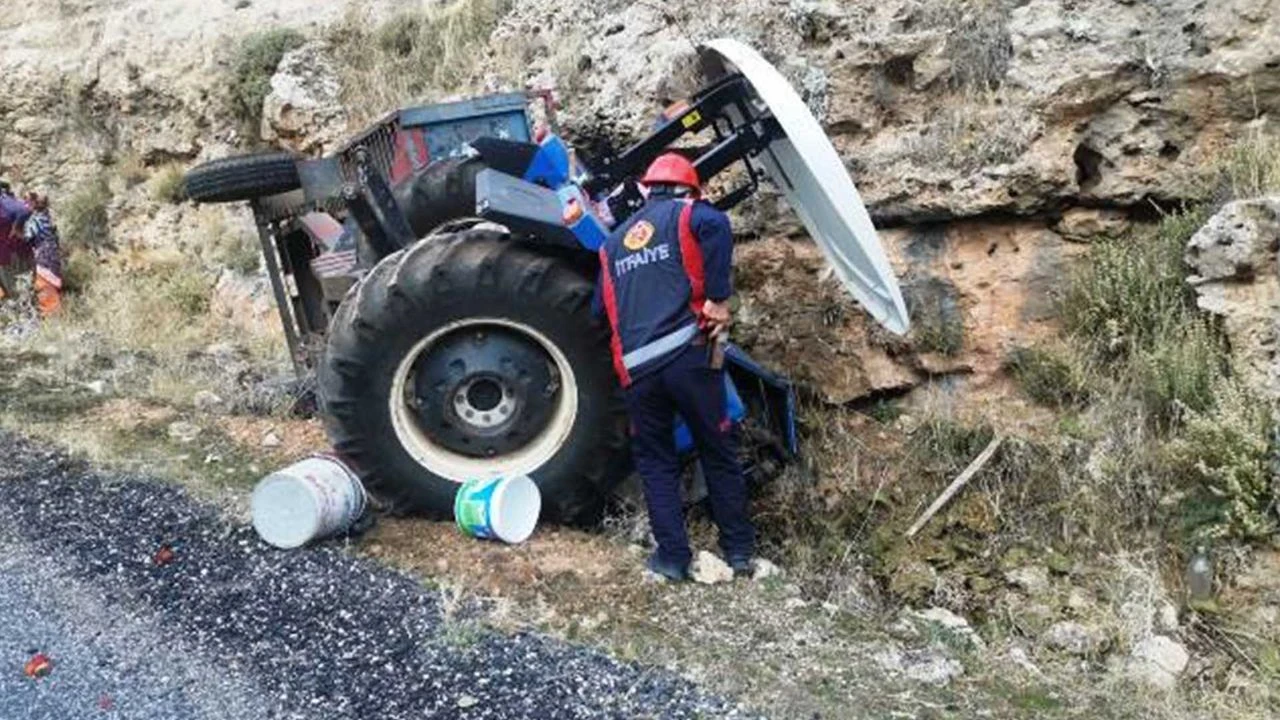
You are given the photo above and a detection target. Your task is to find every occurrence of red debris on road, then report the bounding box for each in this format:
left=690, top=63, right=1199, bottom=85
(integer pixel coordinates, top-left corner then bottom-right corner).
left=153, top=545, right=176, bottom=566
left=23, top=652, right=53, bottom=679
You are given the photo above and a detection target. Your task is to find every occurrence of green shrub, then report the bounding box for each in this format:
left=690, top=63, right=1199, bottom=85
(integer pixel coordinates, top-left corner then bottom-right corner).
left=149, top=163, right=187, bottom=204
left=1131, top=317, right=1223, bottom=425
left=227, top=28, right=306, bottom=137
left=162, top=267, right=213, bottom=317
left=1170, top=381, right=1278, bottom=541
left=1007, top=344, right=1092, bottom=409
left=59, top=175, right=113, bottom=251
left=1062, top=208, right=1207, bottom=359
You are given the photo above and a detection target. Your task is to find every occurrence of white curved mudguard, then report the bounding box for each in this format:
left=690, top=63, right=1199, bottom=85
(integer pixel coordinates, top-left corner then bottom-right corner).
left=703, top=39, right=910, bottom=335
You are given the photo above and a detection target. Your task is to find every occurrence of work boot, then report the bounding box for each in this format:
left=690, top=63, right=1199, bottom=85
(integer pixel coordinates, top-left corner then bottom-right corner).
left=647, top=554, right=691, bottom=582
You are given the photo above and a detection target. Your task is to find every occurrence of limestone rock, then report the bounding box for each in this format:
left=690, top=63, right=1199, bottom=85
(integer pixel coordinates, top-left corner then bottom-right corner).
left=752, top=558, right=783, bottom=581
left=1042, top=621, right=1106, bottom=656
left=691, top=551, right=734, bottom=585
left=874, top=645, right=965, bottom=686
left=1186, top=198, right=1280, bottom=399
left=1126, top=635, right=1190, bottom=690
left=904, top=607, right=987, bottom=652
left=167, top=421, right=202, bottom=444
left=261, top=42, right=350, bottom=155
left=1054, top=207, right=1131, bottom=241
left=193, top=390, right=224, bottom=413
left=1005, top=565, right=1052, bottom=597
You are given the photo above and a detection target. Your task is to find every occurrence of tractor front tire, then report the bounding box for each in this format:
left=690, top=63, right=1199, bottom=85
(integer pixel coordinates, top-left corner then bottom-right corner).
left=184, top=153, right=301, bottom=203
left=318, top=230, right=628, bottom=525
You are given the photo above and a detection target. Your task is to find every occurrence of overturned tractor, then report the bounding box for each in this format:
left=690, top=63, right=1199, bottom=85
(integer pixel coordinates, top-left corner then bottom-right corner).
left=184, top=40, right=908, bottom=524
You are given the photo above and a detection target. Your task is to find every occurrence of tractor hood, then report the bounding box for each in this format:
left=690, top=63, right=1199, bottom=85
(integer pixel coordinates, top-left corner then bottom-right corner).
left=701, top=39, right=910, bottom=336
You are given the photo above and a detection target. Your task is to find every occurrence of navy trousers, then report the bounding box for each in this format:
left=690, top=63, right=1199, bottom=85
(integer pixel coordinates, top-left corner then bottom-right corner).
left=624, top=345, right=755, bottom=569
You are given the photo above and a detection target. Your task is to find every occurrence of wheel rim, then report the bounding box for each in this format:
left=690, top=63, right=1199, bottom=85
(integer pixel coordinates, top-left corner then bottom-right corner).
left=389, top=318, right=579, bottom=482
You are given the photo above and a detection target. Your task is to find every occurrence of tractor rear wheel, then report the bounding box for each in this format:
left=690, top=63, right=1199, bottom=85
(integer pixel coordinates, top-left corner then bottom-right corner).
left=318, top=230, right=629, bottom=525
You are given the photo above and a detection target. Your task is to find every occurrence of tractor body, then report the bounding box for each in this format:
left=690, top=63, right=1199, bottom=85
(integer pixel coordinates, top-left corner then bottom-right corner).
left=187, top=64, right=806, bottom=523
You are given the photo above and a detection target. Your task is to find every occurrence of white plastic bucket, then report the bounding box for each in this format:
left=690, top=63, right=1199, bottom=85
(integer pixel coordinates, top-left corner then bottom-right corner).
left=453, top=475, right=542, bottom=544
left=251, top=454, right=368, bottom=549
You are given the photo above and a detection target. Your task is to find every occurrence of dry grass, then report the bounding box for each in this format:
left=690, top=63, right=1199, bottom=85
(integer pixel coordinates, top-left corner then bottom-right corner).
left=148, top=162, right=187, bottom=204
left=327, top=0, right=514, bottom=125
left=901, top=97, right=1037, bottom=172
left=917, top=0, right=1015, bottom=92
left=58, top=174, right=113, bottom=251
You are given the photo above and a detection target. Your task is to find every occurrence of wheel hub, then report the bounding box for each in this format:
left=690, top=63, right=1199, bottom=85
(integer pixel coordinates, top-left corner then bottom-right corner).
left=410, top=326, right=558, bottom=458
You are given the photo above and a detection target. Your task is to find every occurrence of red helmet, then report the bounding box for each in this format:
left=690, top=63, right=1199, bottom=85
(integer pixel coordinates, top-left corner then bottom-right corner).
left=641, top=153, right=701, bottom=193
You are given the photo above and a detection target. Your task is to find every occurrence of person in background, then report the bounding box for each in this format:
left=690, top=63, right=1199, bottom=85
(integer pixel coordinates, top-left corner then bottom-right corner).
left=22, top=193, right=62, bottom=317
left=0, top=182, right=31, bottom=302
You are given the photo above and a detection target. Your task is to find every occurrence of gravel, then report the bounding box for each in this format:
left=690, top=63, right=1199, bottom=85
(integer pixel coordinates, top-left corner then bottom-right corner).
left=0, top=431, right=749, bottom=719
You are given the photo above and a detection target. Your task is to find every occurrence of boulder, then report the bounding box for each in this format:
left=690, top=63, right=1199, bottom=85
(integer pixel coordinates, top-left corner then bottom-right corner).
left=1126, top=635, right=1190, bottom=690
left=260, top=42, right=349, bottom=156
left=1186, top=198, right=1280, bottom=399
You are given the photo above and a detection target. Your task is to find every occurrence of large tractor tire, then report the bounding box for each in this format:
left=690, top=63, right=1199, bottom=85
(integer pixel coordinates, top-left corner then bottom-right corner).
left=184, top=153, right=301, bottom=203
left=318, top=230, right=629, bottom=525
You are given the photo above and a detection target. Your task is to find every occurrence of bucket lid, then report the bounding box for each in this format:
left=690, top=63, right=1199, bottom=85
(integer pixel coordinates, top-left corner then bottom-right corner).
left=251, top=475, right=322, bottom=549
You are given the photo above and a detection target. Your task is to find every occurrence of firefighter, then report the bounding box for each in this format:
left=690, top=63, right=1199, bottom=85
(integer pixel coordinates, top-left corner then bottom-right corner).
left=595, top=153, right=755, bottom=581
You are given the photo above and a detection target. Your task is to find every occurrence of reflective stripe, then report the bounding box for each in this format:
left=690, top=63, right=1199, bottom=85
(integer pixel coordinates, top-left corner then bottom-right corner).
left=623, top=324, right=698, bottom=370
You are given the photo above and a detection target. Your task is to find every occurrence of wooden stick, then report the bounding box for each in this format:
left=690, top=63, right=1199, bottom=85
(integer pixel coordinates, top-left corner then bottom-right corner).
left=905, top=435, right=1005, bottom=539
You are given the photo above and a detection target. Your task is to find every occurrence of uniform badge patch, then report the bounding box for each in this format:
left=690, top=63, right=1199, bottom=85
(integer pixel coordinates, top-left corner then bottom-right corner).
left=623, top=221, right=656, bottom=251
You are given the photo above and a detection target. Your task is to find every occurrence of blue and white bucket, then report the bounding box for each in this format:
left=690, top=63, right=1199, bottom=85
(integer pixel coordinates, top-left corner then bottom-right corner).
left=454, top=475, right=541, bottom=544
left=251, top=454, right=368, bottom=549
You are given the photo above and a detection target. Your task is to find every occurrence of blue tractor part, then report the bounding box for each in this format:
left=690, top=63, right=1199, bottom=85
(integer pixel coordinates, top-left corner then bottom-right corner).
left=184, top=77, right=799, bottom=524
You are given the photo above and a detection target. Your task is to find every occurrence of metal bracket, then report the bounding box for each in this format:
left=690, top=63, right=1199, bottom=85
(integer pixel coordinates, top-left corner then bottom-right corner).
left=342, top=148, right=416, bottom=256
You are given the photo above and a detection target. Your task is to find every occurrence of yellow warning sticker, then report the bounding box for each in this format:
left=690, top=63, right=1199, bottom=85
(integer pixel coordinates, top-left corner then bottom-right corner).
left=681, top=110, right=703, bottom=129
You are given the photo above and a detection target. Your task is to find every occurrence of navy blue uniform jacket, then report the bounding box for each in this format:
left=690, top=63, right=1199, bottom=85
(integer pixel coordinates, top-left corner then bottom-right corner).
left=595, top=193, right=734, bottom=386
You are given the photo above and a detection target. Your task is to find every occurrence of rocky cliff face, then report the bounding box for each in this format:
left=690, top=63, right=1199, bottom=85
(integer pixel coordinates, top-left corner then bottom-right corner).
left=2, top=0, right=1278, bottom=403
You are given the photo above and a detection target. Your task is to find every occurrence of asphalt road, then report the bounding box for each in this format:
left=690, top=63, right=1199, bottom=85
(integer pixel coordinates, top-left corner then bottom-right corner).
left=0, top=431, right=746, bottom=719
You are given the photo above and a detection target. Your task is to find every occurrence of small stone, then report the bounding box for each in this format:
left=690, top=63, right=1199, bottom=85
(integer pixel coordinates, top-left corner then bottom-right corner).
left=456, top=694, right=478, bottom=709
left=1005, top=646, right=1043, bottom=676
left=1005, top=565, right=1051, bottom=596
left=203, top=453, right=222, bottom=465
left=752, top=558, right=783, bottom=581
left=167, top=421, right=201, bottom=444
left=1065, top=587, right=1092, bottom=613
left=1127, top=635, right=1189, bottom=690
left=905, top=607, right=987, bottom=651
left=783, top=597, right=808, bottom=611
left=84, top=380, right=106, bottom=395
left=1042, top=621, right=1105, bottom=656
left=193, top=390, right=224, bottom=412
left=1155, top=601, right=1179, bottom=632
left=691, top=551, right=733, bottom=585
left=820, top=602, right=839, bottom=615
left=261, top=431, right=283, bottom=449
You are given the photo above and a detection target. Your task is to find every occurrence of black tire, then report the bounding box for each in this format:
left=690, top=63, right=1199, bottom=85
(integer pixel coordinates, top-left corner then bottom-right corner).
left=184, top=153, right=301, bottom=203
left=395, top=157, right=486, bottom=238
left=318, top=230, right=629, bottom=525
